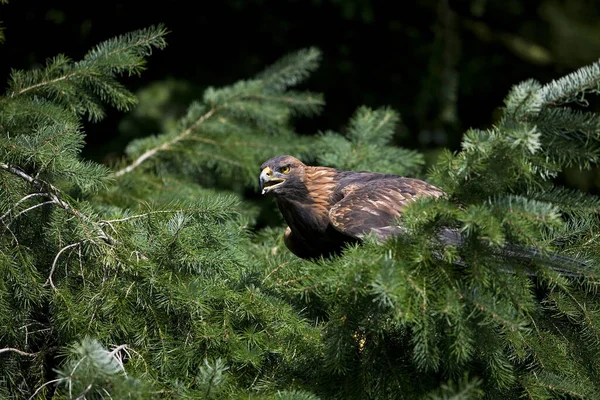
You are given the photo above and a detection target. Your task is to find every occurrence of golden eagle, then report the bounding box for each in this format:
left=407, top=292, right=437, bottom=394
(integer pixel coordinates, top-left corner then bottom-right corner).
left=259, top=155, right=445, bottom=259
left=259, top=155, right=590, bottom=277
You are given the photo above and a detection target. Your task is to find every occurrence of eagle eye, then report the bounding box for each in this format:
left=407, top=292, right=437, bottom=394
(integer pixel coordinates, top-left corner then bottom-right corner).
left=280, top=166, right=291, bottom=174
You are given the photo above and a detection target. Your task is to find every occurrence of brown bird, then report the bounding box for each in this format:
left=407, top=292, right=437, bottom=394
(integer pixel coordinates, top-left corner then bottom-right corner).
left=259, top=155, right=445, bottom=259
left=259, top=155, right=590, bottom=278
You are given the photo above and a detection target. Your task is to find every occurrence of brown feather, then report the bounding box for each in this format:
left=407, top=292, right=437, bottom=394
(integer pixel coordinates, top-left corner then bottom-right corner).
left=329, top=177, right=445, bottom=240
left=305, top=166, right=339, bottom=222
left=260, top=155, right=445, bottom=259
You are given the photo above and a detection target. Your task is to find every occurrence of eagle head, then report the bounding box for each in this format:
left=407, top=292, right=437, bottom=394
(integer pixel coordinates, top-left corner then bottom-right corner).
left=260, top=155, right=306, bottom=195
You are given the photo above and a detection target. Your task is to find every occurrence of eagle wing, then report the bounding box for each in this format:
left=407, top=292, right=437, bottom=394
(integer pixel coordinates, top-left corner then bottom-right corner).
left=328, top=177, right=445, bottom=240
left=326, top=174, right=589, bottom=277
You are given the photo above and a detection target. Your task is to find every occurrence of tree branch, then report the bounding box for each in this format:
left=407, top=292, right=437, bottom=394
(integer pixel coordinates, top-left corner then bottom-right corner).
left=0, top=347, right=37, bottom=357
left=46, top=242, right=84, bottom=289
left=262, top=262, right=290, bottom=285
left=111, top=107, right=217, bottom=177
left=8, top=201, right=56, bottom=224
left=73, top=384, right=93, bottom=400
left=101, top=209, right=196, bottom=224
left=1, top=163, right=83, bottom=218
left=0, top=193, right=49, bottom=222
left=28, top=378, right=64, bottom=400
left=12, top=72, right=80, bottom=97
left=0, top=162, right=114, bottom=244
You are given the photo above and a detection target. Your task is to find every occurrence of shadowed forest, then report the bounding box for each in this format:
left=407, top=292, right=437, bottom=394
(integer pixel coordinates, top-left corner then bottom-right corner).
left=4, top=1, right=600, bottom=191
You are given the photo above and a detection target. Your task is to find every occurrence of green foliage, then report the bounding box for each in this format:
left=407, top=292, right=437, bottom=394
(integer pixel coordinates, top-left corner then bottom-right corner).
left=424, top=375, right=484, bottom=400
left=314, top=106, right=424, bottom=177
left=0, top=28, right=324, bottom=399
left=247, top=53, right=600, bottom=399
left=3, top=21, right=600, bottom=400
left=50, top=338, right=152, bottom=399
left=7, top=24, right=167, bottom=122
left=113, top=46, right=324, bottom=190
left=0, top=1, right=6, bottom=44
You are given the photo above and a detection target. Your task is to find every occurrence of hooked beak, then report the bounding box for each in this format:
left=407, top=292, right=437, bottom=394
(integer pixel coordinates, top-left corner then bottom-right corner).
left=260, top=167, right=286, bottom=195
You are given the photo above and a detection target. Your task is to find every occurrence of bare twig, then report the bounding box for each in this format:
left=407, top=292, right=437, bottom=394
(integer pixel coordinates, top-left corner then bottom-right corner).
left=8, top=201, right=56, bottom=224
left=1, top=163, right=85, bottom=219
left=78, top=244, right=85, bottom=288
left=109, top=344, right=129, bottom=357
left=69, top=353, right=88, bottom=379
left=73, top=384, right=93, bottom=400
left=46, top=242, right=83, bottom=289
left=1, top=219, right=19, bottom=244
left=109, top=344, right=130, bottom=375
left=124, top=345, right=149, bottom=375
left=111, top=107, right=217, bottom=177
left=101, top=388, right=115, bottom=400
left=100, top=219, right=118, bottom=236
left=129, top=250, right=148, bottom=262
left=0, top=162, right=114, bottom=244
left=28, top=378, right=64, bottom=400
left=18, top=322, right=46, bottom=345
left=0, top=347, right=37, bottom=357
left=0, top=192, right=49, bottom=221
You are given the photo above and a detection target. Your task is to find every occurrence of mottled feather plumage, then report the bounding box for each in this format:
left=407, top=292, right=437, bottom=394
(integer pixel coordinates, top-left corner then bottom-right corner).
left=329, top=177, right=445, bottom=240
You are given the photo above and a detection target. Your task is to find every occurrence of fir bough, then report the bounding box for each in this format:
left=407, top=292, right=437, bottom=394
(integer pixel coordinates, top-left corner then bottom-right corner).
left=4, top=21, right=600, bottom=400
left=1, top=27, right=324, bottom=399
left=112, top=46, right=324, bottom=190
left=252, top=58, right=600, bottom=398
left=313, top=106, right=424, bottom=177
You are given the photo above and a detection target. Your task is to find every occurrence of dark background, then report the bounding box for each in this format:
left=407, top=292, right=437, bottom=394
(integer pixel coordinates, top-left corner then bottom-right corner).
left=3, top=0, right=600, bottom=191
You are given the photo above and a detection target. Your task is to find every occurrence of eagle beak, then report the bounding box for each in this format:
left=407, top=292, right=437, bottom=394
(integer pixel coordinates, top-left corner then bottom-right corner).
left=260, top=167, right=286, bottom=195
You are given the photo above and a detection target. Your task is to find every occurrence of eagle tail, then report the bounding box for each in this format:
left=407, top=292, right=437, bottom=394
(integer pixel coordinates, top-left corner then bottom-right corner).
left=436, top=228, right=592, bottom=277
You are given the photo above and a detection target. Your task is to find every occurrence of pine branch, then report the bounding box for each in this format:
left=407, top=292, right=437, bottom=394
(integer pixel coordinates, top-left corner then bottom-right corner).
left=540, top=58, right=600, bottom=106
left=0, top=162, right=114, bottom=243
left=425, top=375, right=483, bottom=400
left=101, top=208, right=225, bottom=224
left=526, top=186, right=600, bottom=216
left=536, top=107, right=600, bottom=139
left=11, top=71, right=81, bottom=97
left=242, top=91, right=323, bottom=116
left=313, top=106, right=424, bottom=176
left=0, top=192, right=49, bottom=222
left=27, top=379, right=64, bottom=400
left=0, top=162, right=80, bottom=216
left=8, top=26, right=600, bottom=398
left=8, top=200, right=56, bottom=223
left=81, top=24, right=168, bottom=75
left=5, top=25, right=168, bottom=121
left=256, top=46, right=321, bottom=91
left=109, top=47, right=323, bottom=182
left=111, top=106, right=217, bottom=177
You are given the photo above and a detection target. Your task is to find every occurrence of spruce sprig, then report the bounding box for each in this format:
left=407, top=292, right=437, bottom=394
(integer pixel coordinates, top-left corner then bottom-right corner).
left=112, top=47, right=324, bottom=184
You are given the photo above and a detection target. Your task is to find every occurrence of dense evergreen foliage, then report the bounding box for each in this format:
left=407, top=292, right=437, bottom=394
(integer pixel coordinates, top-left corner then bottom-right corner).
left=2, top=25, right=600, bottom=399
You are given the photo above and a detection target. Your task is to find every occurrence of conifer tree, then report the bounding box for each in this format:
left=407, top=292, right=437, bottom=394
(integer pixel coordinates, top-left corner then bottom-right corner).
left=0, top=25, right=324, bottom=399
left=3, top=22, right=600, bottom=400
